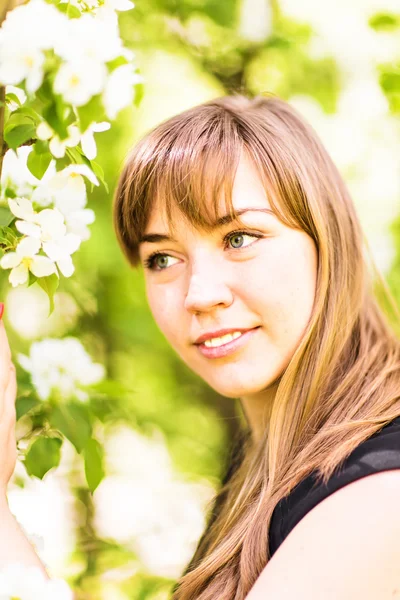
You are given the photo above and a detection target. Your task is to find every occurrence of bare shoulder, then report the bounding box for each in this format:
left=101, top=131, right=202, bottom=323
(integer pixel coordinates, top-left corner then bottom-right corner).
left=245, top=469, right=400, bottom=600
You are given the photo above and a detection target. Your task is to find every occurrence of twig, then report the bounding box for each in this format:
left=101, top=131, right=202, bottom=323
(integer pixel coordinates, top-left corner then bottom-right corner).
left=0, top=0, right=25, bottom=181
left=0, top=86, right=5, bottom=182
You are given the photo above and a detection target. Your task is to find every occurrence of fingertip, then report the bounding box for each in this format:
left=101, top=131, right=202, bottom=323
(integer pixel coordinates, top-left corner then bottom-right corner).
left=0, top=303, right=4, bottom=321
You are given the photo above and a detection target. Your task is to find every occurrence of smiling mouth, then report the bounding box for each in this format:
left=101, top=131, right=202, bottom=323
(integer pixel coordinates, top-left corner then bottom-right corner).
left=196, top=327, right=261, bottom=359
left=202, top=331, right=244, bottom=348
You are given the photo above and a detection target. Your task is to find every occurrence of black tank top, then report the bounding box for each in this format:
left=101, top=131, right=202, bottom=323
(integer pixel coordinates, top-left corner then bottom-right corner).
left=268, top=416, right=400, bottom=558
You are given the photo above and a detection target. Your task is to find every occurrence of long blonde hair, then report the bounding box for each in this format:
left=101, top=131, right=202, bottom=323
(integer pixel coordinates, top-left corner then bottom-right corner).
left=113, top=93, right=400, bottom=599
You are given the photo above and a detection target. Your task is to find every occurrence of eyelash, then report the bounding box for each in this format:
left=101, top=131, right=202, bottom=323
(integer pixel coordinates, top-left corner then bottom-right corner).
left=143, top=229, right=264, bottom=271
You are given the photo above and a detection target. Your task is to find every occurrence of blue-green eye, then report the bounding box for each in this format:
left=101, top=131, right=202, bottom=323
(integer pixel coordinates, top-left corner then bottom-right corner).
left=144, top=252, right=179, bottom=271
left=225, top=230, right=263, bottom=250
left=143, top=229, right=263, bottom=271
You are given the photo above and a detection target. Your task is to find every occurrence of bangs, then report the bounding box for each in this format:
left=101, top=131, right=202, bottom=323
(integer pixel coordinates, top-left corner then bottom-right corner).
left=114, top=98, right=302, bottom=267
left=152, top=119, right=243, bottom=241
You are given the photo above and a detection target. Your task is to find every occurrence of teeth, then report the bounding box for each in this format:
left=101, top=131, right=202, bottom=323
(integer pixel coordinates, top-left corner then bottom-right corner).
left=203, top=331, right=243, bottom=348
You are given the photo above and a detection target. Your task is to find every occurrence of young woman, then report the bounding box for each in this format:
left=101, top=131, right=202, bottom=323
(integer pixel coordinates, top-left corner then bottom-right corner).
left=1, top=93, right=400, bottom=599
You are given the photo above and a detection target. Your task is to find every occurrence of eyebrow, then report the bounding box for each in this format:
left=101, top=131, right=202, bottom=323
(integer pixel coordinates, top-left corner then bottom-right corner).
left=138, top=208, right=276, bottom=245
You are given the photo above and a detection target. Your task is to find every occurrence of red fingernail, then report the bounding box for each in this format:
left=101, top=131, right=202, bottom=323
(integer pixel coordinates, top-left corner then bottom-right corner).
left=0, top=304, right=4, bottom=320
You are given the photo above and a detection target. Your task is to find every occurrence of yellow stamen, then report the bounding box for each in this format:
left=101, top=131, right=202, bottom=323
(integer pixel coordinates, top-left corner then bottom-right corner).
left=22, top=257, right=33, bottom=269
left=69, top=75, right=80, bottom=87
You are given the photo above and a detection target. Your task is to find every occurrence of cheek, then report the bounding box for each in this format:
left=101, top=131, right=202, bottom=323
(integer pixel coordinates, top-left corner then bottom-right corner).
left=271, top=236, right=318, bottom=339
left=146, top=285, right=184, bottom=344
left=236, top=234, right=317, bottom=337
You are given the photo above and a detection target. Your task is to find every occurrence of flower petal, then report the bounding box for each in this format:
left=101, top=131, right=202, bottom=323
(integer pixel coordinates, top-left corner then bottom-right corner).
left=42, top=240, right=71, bottom=261
left=0, top=252, right=21, bottom=269
left=80, top=130, right=97, bottom=160
left=30, top=255, right=57, bottom=278
left=16, top=237, right=41, bottom=258
left=92, top=121, right=111, bottom=133
left=57, top=256, right=74, bottom=277
left=8, top=197, right=36, bottom=221
left=15, top=220, right=41, bottom=238
left=49, top=136, right=66, bottom=158
left=65, top=125, right=81, bottom=148
left=61, top=233, right=81, bottom=254
left=17, top=352, right=32, bottom=373
left=9, top=263, right=29, bottom=286
left=35, top=208, right=66, bottom=239
left=36, top=121, right=53, bottom=140
left=75, top=208, right=95, bottom=225
left=62, top=164, right=99, bottom=186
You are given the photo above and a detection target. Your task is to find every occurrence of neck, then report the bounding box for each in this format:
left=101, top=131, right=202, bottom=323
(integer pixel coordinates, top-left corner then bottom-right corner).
left=239, top=380, right=280, bottom=443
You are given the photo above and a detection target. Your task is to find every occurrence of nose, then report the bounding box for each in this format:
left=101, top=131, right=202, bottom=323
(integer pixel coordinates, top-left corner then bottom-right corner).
left=184, top=267, right=233, bottom=314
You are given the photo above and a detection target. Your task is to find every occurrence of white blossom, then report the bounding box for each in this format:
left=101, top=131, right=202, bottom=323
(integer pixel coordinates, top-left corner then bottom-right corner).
left=0, top=237, right=56, bottom=287
left=32, top=165, right=98, bottom=240
left=62, top=207, right=95, bottom=242
left=54, top=12, right=126, bottom=64
left=5, top=85, right=27, bottom=111
left=0, top=563, right=73, bottom=600
left=37, top=122, right=81, bottom=159
left=0, top=0, right=67, bottom=93
left=53, top=59, right=107, bottom=107
left=81, top=122, right=110, bottom=160
left=18, top=337, right=106, bottom=402
left=103, top=0, right=135, bottom=11
left=103, top=65, right=143, bottom=119
left=1, top=148, right=52, bottom=200
left=8, top=197, right=37, bottom=223
left=15, top=208, right=81, bottom=278
left=94, top=426, right=214, bottom=579
left=0, top=0, right=67, bottom=50
left=238, top=0, right=272, bottom=42
left=7, top=199, right=81, bottom=277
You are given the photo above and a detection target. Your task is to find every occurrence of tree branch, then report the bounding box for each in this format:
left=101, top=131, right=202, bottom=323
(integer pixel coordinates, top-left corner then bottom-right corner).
left=0, top=86, right=5, bottom=182
left=0, top=0, right=26, bottom=182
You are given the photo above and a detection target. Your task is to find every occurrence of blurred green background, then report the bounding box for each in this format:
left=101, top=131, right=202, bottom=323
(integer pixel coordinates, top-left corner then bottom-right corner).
left=3, top=0, right=400, bottom=598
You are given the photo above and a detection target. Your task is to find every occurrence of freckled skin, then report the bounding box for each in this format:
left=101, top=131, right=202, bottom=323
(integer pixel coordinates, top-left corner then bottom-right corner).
left=139, top=154, right=318, bottom=421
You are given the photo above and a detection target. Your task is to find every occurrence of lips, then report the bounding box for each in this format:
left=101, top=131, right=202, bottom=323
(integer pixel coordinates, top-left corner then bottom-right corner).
left=195, top=327, right=260, bottom=359
left=194, top=327, right=258, bottom=345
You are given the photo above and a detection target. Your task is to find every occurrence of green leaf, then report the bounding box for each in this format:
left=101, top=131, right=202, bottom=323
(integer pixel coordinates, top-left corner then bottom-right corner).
left=37, top=273, right=59, bottom=315
left=28, top=271, right=38, bottom=287
left=24, top=437, right=62, bottom=479
left=0, top=208, right=14, bottom=227
left=16, top=396, right=41, bottom=420
left=106, top=56, right=129, bottom=72
left=34, top=139, right=49, bottom=155
left=5, top=93, right=21, bottom=107
left=14, top=106, right=41, bottom=123
left=49, top=401, right=92, bottom=453
left=380, top=70, right=400, bottom=93
left=43, top=102, right=68, bottom=140
left=0, top=226, right=18, bottom=247
left=77, top=94, right=105, bottom=132
left=90, top=379, right=131, bottom=398
left=36, top=78, right=53, bottom=104
left=83, top=438, right=105, bottom=492
left=133, top=78, right=145, bottom=108
left=55, top=155, right=70, bottom=171
left=90, top=160, right=108, bottom=193
left=66, top=146, right=85, bottom=165
left=57, top=1, right=81, bottom=18
left=27, top=146, right=52, bottom=179
left=369, top=13, right=400, bottom=31
left=3, top=187, right=17, bottom=199
left=4, top=124, right=36, bottom=150
left=5, top=111, right=35, bottom=131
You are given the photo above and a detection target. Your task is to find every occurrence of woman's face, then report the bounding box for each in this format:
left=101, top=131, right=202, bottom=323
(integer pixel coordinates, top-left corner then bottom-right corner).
left=138, top=152, right=318, bottom=399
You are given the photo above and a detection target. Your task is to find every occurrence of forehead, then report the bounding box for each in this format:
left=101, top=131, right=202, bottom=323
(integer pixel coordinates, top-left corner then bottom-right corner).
left=145, top=153, right=273, bottom=233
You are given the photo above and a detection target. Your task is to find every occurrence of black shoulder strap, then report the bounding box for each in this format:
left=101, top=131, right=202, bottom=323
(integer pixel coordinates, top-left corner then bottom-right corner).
left=269, top=417, right=400, bottom=557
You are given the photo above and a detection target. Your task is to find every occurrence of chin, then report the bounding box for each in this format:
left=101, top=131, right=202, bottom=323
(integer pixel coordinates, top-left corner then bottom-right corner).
left=209, top=376, right=278, bottom=399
